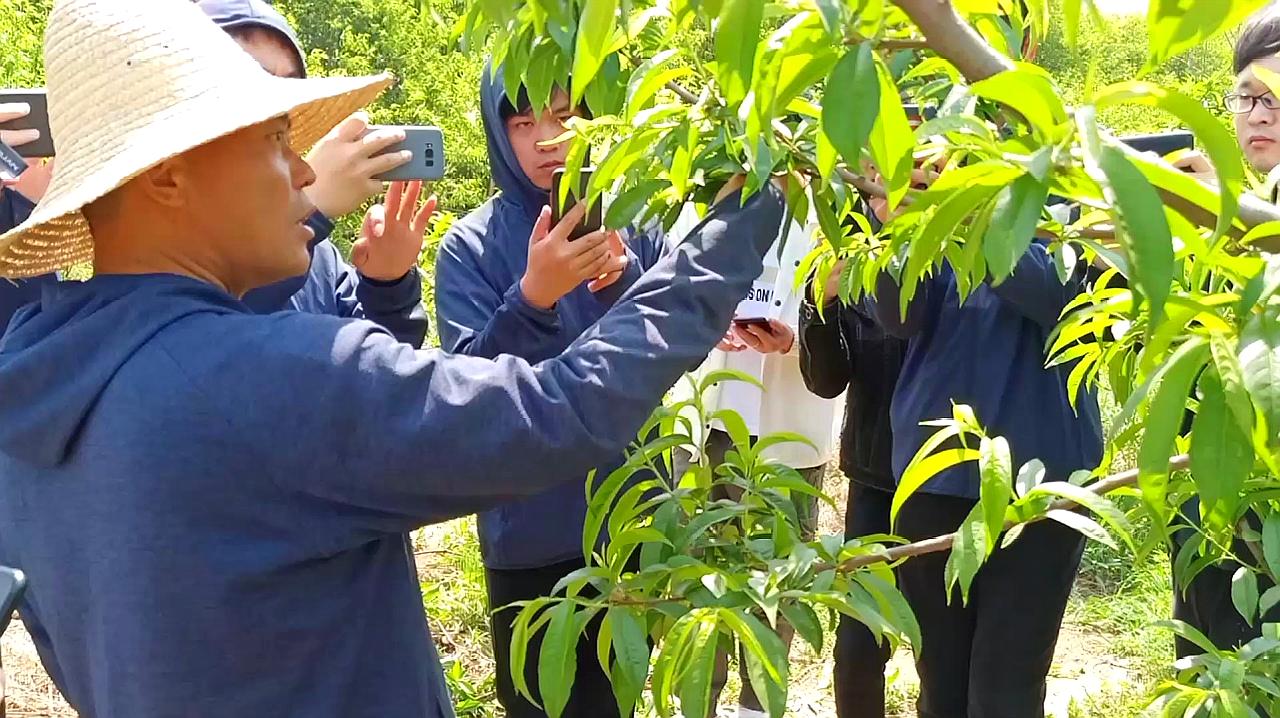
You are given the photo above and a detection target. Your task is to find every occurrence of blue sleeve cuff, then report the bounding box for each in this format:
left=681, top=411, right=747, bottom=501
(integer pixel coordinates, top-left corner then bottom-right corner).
left=504, top=282, right=561, bottom=326
left=356, top=267, right=423, bottom=314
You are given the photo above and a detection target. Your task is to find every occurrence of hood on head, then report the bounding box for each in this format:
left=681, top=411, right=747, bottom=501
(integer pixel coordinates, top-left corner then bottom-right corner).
left=198, top=0, right=307, bottom=77
left=480, top=63, right=549, bottom=216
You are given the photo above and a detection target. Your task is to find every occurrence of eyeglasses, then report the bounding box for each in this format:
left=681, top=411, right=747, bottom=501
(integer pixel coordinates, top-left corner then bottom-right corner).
left=1224, top=92, right=1280, bottom=114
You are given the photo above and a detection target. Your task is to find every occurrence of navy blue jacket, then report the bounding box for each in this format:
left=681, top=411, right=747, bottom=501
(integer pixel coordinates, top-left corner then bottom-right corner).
left=869, top=243, right=1103, bottom=498
left=435, top=67, right=667, bottom=569
left=0, top=189, right=57, bottom=332
left=0, top=179, right=783, bottom=717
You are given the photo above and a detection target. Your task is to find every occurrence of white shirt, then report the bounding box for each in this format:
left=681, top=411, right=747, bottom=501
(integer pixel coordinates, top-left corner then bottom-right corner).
left=668, top=206, right=842, bottom=469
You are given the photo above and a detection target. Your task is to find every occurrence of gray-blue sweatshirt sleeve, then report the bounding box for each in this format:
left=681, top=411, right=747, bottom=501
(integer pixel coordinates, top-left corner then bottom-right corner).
left=434, top=229, right=565, bottom=362
left=314, top=212, right=430, bottom=348
left=986, top=241, right=1080, bottom=330
left=224, top=186, right=785, bottom=536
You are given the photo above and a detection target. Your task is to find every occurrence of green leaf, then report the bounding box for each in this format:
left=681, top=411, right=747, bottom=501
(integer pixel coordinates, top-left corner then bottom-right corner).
left=539, top=601, right=583, bottom=717
left=1138, top=339, right=1208, bottom=517
left=1027, top=481, right=1134, bottom=551
left=606, top=180, right=666, bottom=229
left=678, top=616, right=720, bottom=718
left=978, top=436, right=1013, bottom=557
left=814, top=0, right=842, bottom=34
left=1155, top=619, right=1222, bottom=656
left=1095, top=145, right=1174, bottom=329
left=1212, top=332, right=1256, bottom=439
left=984, top=173, right=1049, bottom=282
left=722, top=611, right=789, bottom=716
left=1265, top=514, right=1280, bottom=583
left=1145, top=0, right=1271, bottom=72
left=1045, top=509, right=1117, bottom=549
left=1262, top=586, right=1280, bottom=616
left=944, top=503, right=988, bottom=603
left=1093, top=82, right=1245, bottom=244
left=892, top=448, right=982, bottom=528
left=571, top=0, right=619, bottom=106
left=1240, top=309, right=1280, bottom=445
left=868, top=55, right=915, bottom=209
left=714, top=0, right=764, bottom=107
left=1191, top=370, right=1253, bottom=537
left=1233, top=566, right=1260, bottom=626
left=969, top=67, right=1067, bottom=141
left=822, top=44, right=879, bottom=171
left=1015, top=459, right=1046, bottom=498
left=625, top=50, right=692, bottom=120
left=780, top=601, right=824, bottom=653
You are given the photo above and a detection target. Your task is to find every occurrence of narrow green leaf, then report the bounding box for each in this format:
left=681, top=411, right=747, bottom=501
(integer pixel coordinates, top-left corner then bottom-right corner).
left=780, top=601, right=824, bottom=653
left=1154, top=619, right=1222, bottom=656
left=1212, top=332, right=1256, bottom=439
left=892, top=448, right=982, bottom=527
left=984, top=173, right=1049, bottom=282
left=727, top=612, right=789, bottom=716
left=571, top=0, right=619, bottom=105
left=1095, top=145, right=1174, bottom=329
left=1233, top=567, right=1260, bottom=626
left=1145, top=0, right=1271, bottom=71
left=970, top=68, right=1067, bottom=141
left=1046, top=509, right=1117, bottom=549
left=679, top=617, right=720, bottom=718
left=1262, top=586, right=1280, bottom=616
left=606, top=180, right=666, bottom=229
left=944, top=503, right=988, bottom=603
left=868, top=55, right=915, bottom=209
left=1240, top=309, right=1280, bottom=445
left=625, top=50, right=691, bottom=120
left=978, top=437, right=1013, bottom=557
left=1191, top=371, right=1253, bottom=537
left=538, top=601, right=583, bottom=718
left=1138, top=339, right=1209, bottom=517
left=714, top=0, right=764, bottom=107
left=1027, top=481, right=1134, bottom=551
left=1265, top=514, right=1280, bottom=583
left=822, top=44, right=879, bottom=170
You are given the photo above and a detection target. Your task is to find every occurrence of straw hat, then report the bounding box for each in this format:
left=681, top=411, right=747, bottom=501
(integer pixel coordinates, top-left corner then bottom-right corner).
left=0, top=0, right=394, bottom=278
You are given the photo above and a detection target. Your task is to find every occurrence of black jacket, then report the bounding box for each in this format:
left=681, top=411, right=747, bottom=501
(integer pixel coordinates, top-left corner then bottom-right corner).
left=798, top=296, right=905, bottom=492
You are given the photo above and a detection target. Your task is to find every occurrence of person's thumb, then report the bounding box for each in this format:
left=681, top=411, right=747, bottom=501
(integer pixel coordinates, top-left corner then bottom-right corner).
left=529, top=206, right=553, bottom=248
left=350, top=237, right=369, bottom=270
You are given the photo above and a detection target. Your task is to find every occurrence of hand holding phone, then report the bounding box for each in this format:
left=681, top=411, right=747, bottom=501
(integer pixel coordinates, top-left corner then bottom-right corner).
left=363, top=125, right=445, bottom=182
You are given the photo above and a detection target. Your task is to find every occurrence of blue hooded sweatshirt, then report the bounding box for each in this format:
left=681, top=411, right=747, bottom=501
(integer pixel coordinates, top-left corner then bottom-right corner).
left=869, top=243, right=1103, bottom=498
left=0, top=179, right=784, bottom=718
left=0, top=189, right=57, bottom=331
left=435, top=67, right=667, bottom=569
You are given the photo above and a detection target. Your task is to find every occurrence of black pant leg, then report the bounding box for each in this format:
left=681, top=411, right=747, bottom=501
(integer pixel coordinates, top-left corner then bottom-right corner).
left=967, top=516, right=1085, bottom=718
left=488, top=559, right=627, bottom=718
left=893, top=493, right=979, bottom=718
left=833, top=482, right=896, bottom=718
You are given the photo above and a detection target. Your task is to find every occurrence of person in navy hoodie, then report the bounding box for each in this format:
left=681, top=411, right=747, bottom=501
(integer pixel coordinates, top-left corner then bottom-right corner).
left=199, top=0, right=429, bottom=345
left=434, top=67, right=666, bottom=717
left=867, top=234, right=1102, bottom=714
left=0, top=106, right=58, bottom=331
left=0, top=2, right=786, bottom=716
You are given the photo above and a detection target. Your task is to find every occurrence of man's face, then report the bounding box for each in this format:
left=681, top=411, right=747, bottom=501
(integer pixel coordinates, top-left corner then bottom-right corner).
left=1235, top=57, right=1280, bottom=173
left=505, top=89, right=580, bottom=191
left=182, top=116, right=317, bottom=293
left=232, top=27, right=305, bottom=80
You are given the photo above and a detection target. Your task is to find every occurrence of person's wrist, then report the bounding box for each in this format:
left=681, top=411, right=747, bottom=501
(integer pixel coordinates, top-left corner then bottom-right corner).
left=519, top=276, right=556, bottom=310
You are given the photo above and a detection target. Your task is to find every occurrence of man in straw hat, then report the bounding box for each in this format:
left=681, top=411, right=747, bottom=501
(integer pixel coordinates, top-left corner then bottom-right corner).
left=0, top=1, right=785, bottom=717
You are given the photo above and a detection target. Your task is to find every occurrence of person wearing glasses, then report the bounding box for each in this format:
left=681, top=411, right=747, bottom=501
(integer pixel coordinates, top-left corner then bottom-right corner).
left=1159, top=7, right=1280, bottom=671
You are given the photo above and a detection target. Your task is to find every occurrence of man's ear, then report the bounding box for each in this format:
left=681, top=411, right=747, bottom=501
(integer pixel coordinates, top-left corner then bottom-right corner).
left=134, top=157, right=186, bottom=209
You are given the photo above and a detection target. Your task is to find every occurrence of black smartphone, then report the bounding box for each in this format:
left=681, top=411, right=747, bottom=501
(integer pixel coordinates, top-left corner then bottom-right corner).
left=362, top=125, right=446, bottom=182
left=731, top=316, right=774, bottom=333
left=0, top=566, right=27, bottom=636
left=903, top=103, right=937, bottom=130
left=0, top=89, right=54, bottom=158
left=550, top=167, right=604, bottom=240
left=1119, top=130, right=1195, bottom=158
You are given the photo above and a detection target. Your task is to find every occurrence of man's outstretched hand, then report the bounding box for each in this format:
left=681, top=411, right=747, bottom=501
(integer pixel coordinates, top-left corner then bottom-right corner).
left=351, top=181, right=437, bottom=282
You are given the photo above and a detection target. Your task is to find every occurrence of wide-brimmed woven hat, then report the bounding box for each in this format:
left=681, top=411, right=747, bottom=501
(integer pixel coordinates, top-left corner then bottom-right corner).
left=0, top=0, right=393, bottom=278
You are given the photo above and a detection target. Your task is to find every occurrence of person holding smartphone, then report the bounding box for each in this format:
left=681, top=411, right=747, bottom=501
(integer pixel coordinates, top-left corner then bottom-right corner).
left=0, top=103, right=58, bottom=330
left=433, top=65, right=664, bottom=718
left=197, top=0, right=430, bottom=346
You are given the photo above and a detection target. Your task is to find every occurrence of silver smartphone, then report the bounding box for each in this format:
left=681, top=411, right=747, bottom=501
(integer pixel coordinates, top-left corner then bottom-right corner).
left=363, top=125, right=445, bottom=182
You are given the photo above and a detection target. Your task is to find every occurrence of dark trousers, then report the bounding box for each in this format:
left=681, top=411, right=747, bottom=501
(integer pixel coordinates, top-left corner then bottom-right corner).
left=833, top=482, right=896, bottom=718
left=487, top=558, right=626, bottom=718
left=895, top=492, right=1085, bottom=718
